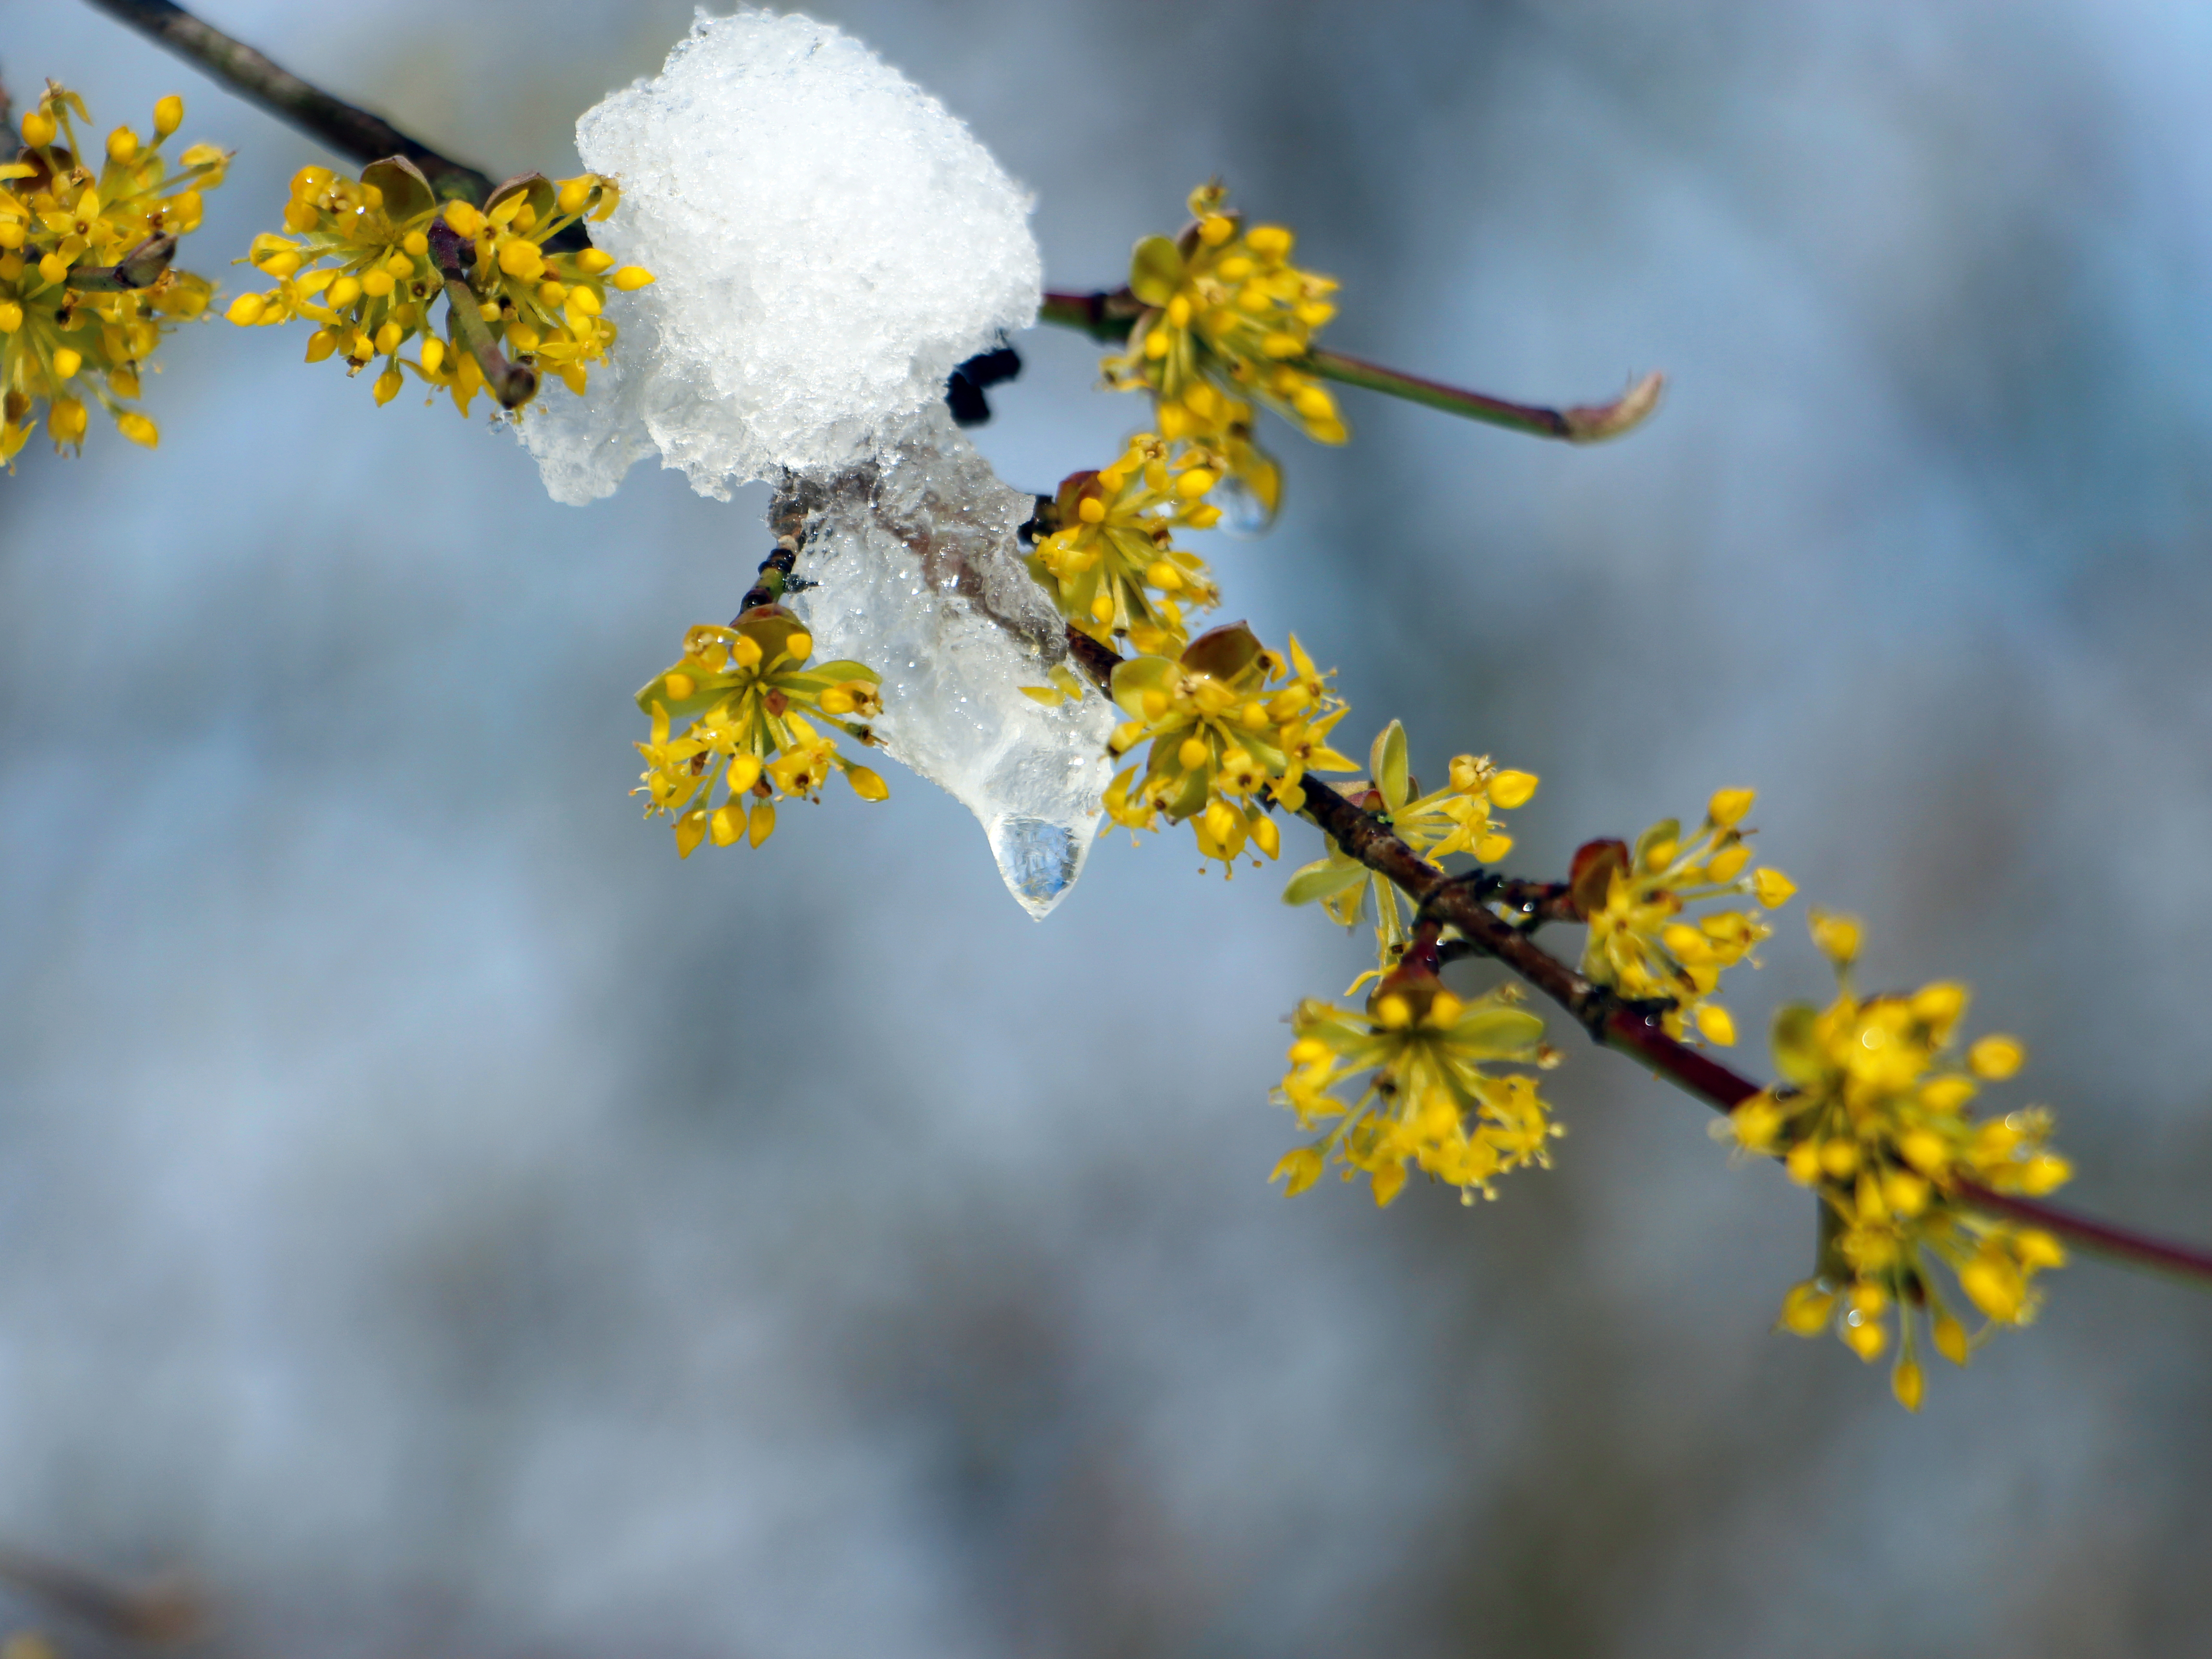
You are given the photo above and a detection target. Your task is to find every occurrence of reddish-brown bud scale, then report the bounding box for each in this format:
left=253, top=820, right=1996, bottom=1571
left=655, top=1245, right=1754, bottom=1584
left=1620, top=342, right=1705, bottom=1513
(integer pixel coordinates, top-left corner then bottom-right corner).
left=1569, top=839, right=1630, bottom=920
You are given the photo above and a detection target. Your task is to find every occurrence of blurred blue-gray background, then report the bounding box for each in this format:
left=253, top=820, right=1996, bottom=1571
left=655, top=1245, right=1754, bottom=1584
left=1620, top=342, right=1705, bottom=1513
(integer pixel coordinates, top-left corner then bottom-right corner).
left=5, top=2, right=2212, bottom=1654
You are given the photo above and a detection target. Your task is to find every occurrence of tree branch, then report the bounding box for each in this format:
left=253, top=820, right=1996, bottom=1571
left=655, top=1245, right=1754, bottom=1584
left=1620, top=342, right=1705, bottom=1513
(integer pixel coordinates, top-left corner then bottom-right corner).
left=82, top=0, right=496, bottom=204
left=1292, top=772, right=2212, bottom=1283
left=1039, top=288, right=1665, bottom=442
left=1057, top=617, right=2212, bottom=1290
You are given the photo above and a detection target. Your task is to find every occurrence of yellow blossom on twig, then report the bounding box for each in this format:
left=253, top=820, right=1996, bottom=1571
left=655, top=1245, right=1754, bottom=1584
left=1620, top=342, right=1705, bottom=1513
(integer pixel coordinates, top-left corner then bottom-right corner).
left=226, top=159, right=651, bottom=414
left=1575, top=788, right=1796, bottom=1046
left=635, top=606, right=889, bottom=855
left=1103, top=623, right=1356, bottom=873
left=1274, top=960, right=1558, bottom=1207
left=1, top=83, right=222, bottom=461
left=1282, top=719, right=1538, bottom=983
left=1103, top=182, right=1345, bottom=524
left=1028, top=433, right=1222, bottom=654
left=1727, top=913, right=2073, bottom=1409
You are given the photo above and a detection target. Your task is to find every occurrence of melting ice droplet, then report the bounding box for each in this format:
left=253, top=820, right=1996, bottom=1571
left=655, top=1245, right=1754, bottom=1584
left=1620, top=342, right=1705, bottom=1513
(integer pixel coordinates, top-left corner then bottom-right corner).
left=989, top=817, right=1090, bottom=920
left=783, top=406, right=1115, bottom=918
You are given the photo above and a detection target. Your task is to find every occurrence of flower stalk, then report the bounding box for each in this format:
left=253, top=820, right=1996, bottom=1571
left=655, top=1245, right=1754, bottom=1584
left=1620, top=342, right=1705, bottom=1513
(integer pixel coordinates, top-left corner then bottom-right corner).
left=425, top=217, right=536, bottom=409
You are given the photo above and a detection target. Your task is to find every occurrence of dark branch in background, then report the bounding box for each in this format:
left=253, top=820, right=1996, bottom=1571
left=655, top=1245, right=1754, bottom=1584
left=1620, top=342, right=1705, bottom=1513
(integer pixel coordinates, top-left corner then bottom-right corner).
left=1038, top=289, right=1665, bottom=442
left=0, top=1543, right=204, bottom=1645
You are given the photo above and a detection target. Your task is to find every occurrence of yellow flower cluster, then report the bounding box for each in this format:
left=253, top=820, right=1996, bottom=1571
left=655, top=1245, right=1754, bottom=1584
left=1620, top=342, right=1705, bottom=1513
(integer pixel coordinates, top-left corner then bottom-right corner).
left=635, top=607, right=890, bottom=855
left=1284, top=720, right=1539, bottom=981
left=1729, top=913, right=2072, bottom=1410
left=1, top=84, right=222, bottom=460
left=1274, top=962, right=1557, bottom=1207
left=1109, top=182, right=1345, bottom=444
left=1575, top=789, right=1796, bottom=1046
left=1103, top=182, right=1346, bottom=524
left=1027, top=433, right=1224, bottom=654
left=1103, top=624, right=1355, bottom=873
left=227, top=160, right=651, bottom=414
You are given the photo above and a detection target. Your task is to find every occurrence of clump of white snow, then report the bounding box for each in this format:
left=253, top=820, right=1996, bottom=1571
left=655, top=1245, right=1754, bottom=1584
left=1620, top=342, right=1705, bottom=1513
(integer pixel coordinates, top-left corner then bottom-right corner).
left=529, top=11, right=1112, bottom=914
left=785, top=404, right=1116, bottom=918
left=523, top=9, right=1041, bottom=504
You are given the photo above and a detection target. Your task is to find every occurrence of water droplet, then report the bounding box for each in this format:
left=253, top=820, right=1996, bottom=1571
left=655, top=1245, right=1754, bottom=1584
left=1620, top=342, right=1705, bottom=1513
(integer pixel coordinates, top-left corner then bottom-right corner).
left=989, top=814, right=1094, bottom=918
left=1214, top=469, right=1277, bottom=538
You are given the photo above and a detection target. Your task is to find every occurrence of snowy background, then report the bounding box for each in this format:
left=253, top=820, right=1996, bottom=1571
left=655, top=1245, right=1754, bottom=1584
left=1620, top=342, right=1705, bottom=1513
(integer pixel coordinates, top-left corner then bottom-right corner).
left=5, top=2, right=2212, bottom=1655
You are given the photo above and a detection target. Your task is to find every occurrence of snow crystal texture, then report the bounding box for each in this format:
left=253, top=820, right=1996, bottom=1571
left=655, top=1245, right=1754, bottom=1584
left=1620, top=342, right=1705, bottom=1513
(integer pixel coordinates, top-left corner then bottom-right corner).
left=524, top=9, right=1042, bottom=504
left=786, top=406, right=1116, bottom=918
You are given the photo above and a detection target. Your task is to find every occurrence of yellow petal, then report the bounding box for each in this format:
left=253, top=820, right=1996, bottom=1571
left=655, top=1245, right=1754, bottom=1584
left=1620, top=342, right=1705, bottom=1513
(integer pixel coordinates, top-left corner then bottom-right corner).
left=1967, top=1035, right=2024, bottom=1080
left=1489, top=769, right=1539, bottom=809
left=1891, top=1357, right=1924, bottom=1412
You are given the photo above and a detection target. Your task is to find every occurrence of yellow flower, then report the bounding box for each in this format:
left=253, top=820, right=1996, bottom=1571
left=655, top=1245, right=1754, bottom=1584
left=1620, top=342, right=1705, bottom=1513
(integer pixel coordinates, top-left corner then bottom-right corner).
left=1575, top=787, right=1795, bottom=1045
left=1102, top=182, right=1344, bottom=520
left=1028, top=433, right=1223, bottom=654
left=228, top=160, right=650, bottom=414
left=1282, top=720, right=1538, bottom=984
left=1273, top=962, right=1558, bottom=1206
left=1103, top=624, right=1355, bottom=873
left=634, top=606, right=888, bottom=854
left=1732, top=914, right=2071, bottom=1408
left=1, top=83, right=221, bottom=461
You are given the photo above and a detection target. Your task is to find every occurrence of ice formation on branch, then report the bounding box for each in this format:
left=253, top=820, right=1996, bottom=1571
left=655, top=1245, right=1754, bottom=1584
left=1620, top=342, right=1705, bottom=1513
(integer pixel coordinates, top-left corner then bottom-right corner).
left=783, top=405, right=1116, bottom=917
left=530, top=12, right=1111, bottom=912
left=522, top=9, right=1041, bottom=502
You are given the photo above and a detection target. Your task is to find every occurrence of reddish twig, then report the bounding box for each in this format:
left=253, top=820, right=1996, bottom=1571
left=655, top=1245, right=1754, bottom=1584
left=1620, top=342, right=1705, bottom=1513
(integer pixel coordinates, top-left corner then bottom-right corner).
left=1952, top=1179, right=2212, bottom=1284
left=1285, top=771, right=2212, bottom=1286
left=1039, top=289, right=1664, bottom=442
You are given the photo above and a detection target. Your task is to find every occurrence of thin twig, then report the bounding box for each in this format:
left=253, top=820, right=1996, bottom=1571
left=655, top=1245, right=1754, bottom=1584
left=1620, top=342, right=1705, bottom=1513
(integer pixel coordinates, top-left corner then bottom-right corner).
left=1951, top=1180, right=2212, bottom=1285
left=82, top=0, right=494, bottom=203
left=1436, top=878, right=1575, bottom=949
left=80, top=0, right=592, bottom=253
left=1038, top=288, right=1145, bottom=343
left=1309, top=349, right=1663, bottom=443
left=1038, top=288, right=1665, bottom=442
